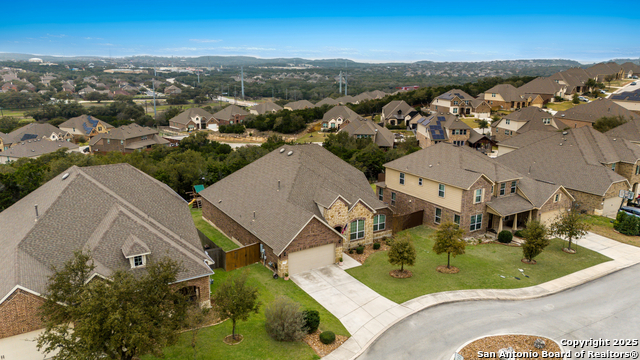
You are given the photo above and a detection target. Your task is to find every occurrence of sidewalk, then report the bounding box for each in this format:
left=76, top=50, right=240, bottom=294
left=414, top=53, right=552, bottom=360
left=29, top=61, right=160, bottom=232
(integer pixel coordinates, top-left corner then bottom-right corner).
left=322, top=232, right=640, bottom=360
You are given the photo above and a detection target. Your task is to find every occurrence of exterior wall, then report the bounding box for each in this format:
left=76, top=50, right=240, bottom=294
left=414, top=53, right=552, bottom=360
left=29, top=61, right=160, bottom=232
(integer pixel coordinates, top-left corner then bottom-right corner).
left=537, top=189, right=573, bottom=221
left=0, top=289, right=45, bottom=339
left=174, top=275, right=211, bottom=307
left=460, top=177, right=492, bottom=234
left=448, top=132, right=471, bottom=145
left=385, top=168, right=463, bottom=212
left=617, top=161, right=640, bottom=187
left=91, top=135, right=157, bottom=153
left=323, top=200, right=387, bottom=249
left=569, top=181, right=629, bottom=214
left=202, top=199, right=261, bottom=247
left=416, top=129, right=431, bottom=148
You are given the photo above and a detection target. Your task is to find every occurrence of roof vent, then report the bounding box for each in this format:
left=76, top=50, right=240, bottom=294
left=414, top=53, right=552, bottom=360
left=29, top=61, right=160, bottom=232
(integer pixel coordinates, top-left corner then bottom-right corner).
left=429, top=164, right=433, bottom=167
left=613, top=138, right=617, bottom=141
left=218, top=200, right=222, bottom=203
left=561, top=114, right=565, bottom=117
left=62, top=173, right=70, bottom=180
left=287, top=151, right=293, bottom=156
left=559, top=143, right=563, bottom=146
left=562, top=131, right=568, bottom=135
left=280, top=148, right=285, bottom=153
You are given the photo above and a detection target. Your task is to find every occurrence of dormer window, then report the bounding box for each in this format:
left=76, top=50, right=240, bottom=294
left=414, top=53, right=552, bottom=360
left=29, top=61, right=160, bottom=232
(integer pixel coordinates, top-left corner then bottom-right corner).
left=543, top=118, right=551, bottom=125
left=122, top=235, right=151, bottom=269
left=133, top=255, right=144, bottom=267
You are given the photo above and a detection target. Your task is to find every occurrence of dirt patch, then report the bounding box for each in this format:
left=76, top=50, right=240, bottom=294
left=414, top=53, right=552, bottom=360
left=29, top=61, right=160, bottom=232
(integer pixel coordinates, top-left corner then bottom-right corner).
left=436, top=265, right=460, bottom=274
left=303, top=330, right=348, bottom=357
left=458, top=334, right=561, bottom=360
left=349, top=242, right=390, bottom=264
left=223, top=334, right=244, bottom=345
left=521, top=258, right=537, bottom=265
left=389, top=269, right=413, bottom=278
left=563, top=248, right=577, bottom=254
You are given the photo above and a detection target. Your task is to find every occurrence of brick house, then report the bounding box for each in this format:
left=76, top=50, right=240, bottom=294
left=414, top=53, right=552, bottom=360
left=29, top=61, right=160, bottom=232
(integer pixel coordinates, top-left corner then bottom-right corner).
left=377, top=143, right=573, bottom=236
left=381, top=100, right=417, bottom=126
left=321, top=105, right=362, bottom=130
left=482, top=84, right=530, bottom=111
left=429, top=89, right=491, bottom=118
left=496, top=126, right=639, bottom=217
left=0, top=164, right=214, bottom=339
left=59, top=115, right=113, bottom=142
left=554, top=98, right=640, bottom=129
left=89, top=124, right=169, bottom=153
left=212, top=104, right=249, bottom=126
left=415, top=113, right=473, bottom=148
left=492, top=106, right=568, bottom=142
left=199, top=144, right=392, bottom=277
left=168, top=107, right=219, bottom=131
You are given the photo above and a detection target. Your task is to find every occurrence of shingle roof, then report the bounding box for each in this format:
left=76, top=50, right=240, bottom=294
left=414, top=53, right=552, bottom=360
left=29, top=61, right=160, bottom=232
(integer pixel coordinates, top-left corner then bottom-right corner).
left=59, top=115, right=113, bottom=135
left=0, top=164, right=213, bottom=303
left=322, top=105, right=362, bottom=123
left=555, top=98, right=640, bottom=124
left=249, top=102, right=283, bottom=115
left=315, top=97, right=339, bottom=107
left=487, top=194, right=535, bottom=217
left=436, top=89, right=475, bottom=101
left=199, top=144, right=388, bottom=255
left=212, top=104, right=249, bottom=121
left=518, top=77, right=565, bottom=95
left=606, top=118, right=640, bottom=142
left=340, top=118, right=395, bottom=148
left=89, top=124, right=160, bottom=144
left=485, top=84, right=525, bottom=102
left=384, top=143, right=522, bottom=189
left=0, top=139, right=78, bottom=159
left=500, top=107, right=567, bottom=134
left=335, top=96, right=357, bottom=104
left=6, top=123, right=70, bottom=143
left=284, top=100, right=314, bottom=110
left=168, top=108, right=215, bottom=126
left=620, top=62, right=640, bottom=74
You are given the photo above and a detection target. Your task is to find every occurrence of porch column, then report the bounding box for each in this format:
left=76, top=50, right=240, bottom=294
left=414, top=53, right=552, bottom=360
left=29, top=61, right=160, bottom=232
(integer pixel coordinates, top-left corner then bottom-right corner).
left=528, top=210, right=532, bottom=223
left=498, top=216, right=503, bottom=233
left=513, top=213, right=518, bottom=231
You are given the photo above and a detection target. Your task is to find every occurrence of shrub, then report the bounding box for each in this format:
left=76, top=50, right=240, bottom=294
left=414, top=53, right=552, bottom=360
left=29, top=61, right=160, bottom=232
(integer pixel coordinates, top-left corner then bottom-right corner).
left=385, top=237, right=394, bottom=246
left=356, top=246, right=365, bottom=254
left=619, top=213, right=639, bottom=236
left=319, top=331, right=336, bottom=345
left=348, top=249, right=354, bottom=254
left=303, top=310, right=320, bottom=334
left=613, top=211, right=626, bottom=231
left=373, top=242, right=381, bottom=250
left=498, top=230, right=513, bottom=244
left=514, top=230, right=525, bottom=238
left=521, top=220, right=550, bottom=262
left=265, top=297, right=306, bottom=342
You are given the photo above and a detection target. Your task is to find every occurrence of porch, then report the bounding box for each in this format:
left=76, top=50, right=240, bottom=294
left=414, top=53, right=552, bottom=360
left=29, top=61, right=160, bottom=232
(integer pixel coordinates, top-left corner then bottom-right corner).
left=486, top=195, right=536, bottom=233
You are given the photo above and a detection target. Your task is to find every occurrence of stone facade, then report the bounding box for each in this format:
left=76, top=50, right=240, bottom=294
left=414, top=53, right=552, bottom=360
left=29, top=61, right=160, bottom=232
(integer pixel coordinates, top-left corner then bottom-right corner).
left=460, top=177, right=493, bottom=234
left=494, top=127, right=515, bottom=142
left=617, top=161, right=640, bottom=193
left=0, top=289, right=45, bottom=339
left=173, top=275, right=212, bottom=308
left=323, top=199, right=391, bottom=248
left=538, top=189, right=573, bottom=217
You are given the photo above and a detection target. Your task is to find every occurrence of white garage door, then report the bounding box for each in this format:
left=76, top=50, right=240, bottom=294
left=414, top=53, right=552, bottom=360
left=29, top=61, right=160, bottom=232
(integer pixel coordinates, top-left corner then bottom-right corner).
left=540, top=209, right=562, bottom=225
left=288, top=243, right=335, bottom=275
left=603, top=196, right=623, bottom=218
left=207, top=123, right=219, bottom=132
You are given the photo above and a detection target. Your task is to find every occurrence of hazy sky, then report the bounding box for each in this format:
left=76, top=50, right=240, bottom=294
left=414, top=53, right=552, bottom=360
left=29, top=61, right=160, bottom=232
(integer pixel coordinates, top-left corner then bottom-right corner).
left=2, top=0, right=639, bottom=63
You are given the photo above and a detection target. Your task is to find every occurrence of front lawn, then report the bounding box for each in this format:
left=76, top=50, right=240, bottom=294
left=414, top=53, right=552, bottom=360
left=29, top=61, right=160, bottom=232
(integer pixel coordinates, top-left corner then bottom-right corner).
left=584, top=214, right=640, bottom=247
left=191, top=208, right=239, bottom=251
left=461, top=117, right=480, bottom=128
left=347, top=226, right=611, bottom=303
left=143, top=264, right=348, bottom=360
left=295, top=131, right=329, bottom=144
left=545, top=101, right=578, bottom=111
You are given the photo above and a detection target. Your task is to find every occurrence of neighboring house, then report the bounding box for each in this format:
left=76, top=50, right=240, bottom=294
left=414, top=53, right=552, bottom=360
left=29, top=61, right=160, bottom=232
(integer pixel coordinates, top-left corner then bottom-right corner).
left=517, top=77, right=567, bottom=103
left=79, top=86, right=95, bottom=96
left=610, top=88, right=640, bottom=115
left=606, top=118, right=640, bottom=145
left=4, top=123, right=73, bottom=146
left=284, top=100, right=314, bottom=111
left=381, top=100, right=417, bottom=126
left=482, top=84, right=530, bottom=110
left=555, top=98, right=640, bottom=128
left=620, top=62, right=640, bottom=78
left=59, top=115, right=113, bottom=141
left=62, top=82, right=75, bottom=93
left=415, top=113, right=473, bottom=148
left=548, top=68, right=591, bottom=96
left=249, top=102, right=283, bottom=115
left=0, top=164, right=214, bottom=339
left=212, top=104, right=249, bottom=126
left=199, top=144, right=392, bottom=277
left=168, top=107, right=218, bottom=131
left=335, top=95, right=357, bottom=105
left=0, top=132, right=8, bottom=150
left=352, top=92, right=373, bottom=104
left=321, top=105, right=362, bottom=130
left=496, top=126, right=640, bottom=217
left=315, top=97, right=340, bottom=108
left=492, top=107, right=568, bottom=142
left=585, top=62, right=624, bottom=83
left=0, top=139, right=80, bottom=164
left=378, top=143, right=573, bottom=236
left=429, top=89, right=477, bottom=117
left=340, top=118, right=395, bottom=148
left=89, top=124, right=169, bottom=153
left=1, top=83, right=18, bottom=92
left=164, top=85, right=182, bottom=95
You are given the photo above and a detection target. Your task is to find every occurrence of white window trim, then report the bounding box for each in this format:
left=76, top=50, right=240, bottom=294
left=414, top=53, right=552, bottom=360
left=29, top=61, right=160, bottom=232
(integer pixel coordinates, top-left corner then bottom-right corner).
left=435, top=208, right=442, bottom=224
left=554, top=193, right=561, bottom=202
left=373, top=215, right=386, bottom=231
left=470, top=214, right=483, bottom=232
left=438, top=184, right=445, bottom=198
left=474, top=188, right=483, bottom=204
left=418, top=178, right=423, bottom=186
left=129, top=254, right=147, bottom=268
left=500, top=183, right=506, bottom=196
left=400, top=173, right=405, bottom=185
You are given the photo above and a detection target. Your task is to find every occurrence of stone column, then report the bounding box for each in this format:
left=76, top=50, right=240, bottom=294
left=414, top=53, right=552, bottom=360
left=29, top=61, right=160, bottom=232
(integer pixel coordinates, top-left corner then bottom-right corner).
left=513, top=213, right=518, bottom=231
left=528, top=210, right=532, bottom=223
left=498, top=216, right=503, bottom=233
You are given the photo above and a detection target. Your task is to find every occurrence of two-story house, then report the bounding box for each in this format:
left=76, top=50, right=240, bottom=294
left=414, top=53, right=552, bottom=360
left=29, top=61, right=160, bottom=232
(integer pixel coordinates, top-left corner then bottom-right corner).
left=492, top=107, right=568, bottom=142
left=89, top=124, right=169, bottom=153
left=482, top=84, right=531, bottom=111
left=59, top=115, right=113, bottom=142
left=429, top=89, right=491, bottom=118
left=415, top=113, right=473, bottom=148
left=554, top=98, right=640, bottom=128
left=168, top=107, right=219, bottom=131
left=517, top=77, right=567, bottom=104
left=249, top=102, right=283, bottom=115
left=212, top=104, right=249, bottom=126
left=377, top=143, right=573, bottom=235
left=321, top=105, right=362, bottom=131
left=3, top=123, right=72, bottom=147
left=340, top=118, right=395, bottom=148
left=381, top=100, right=418, bottom=126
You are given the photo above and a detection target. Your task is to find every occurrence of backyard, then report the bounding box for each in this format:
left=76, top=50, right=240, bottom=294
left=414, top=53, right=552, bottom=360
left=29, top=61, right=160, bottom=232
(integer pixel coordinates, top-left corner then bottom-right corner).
left=142, top=264, right=348, bottom=360
left=295, top=131, right=330, bottom=144
left=346, top=226, right=612, bottom=303
left=190, top=208, right=239, bottom=251
left=545, top=101, right=578, bottom=112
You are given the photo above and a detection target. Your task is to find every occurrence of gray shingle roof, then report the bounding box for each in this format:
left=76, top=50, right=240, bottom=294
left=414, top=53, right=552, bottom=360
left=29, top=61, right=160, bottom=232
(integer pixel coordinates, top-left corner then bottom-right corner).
left=6, top=123, right=70, bottom=143
left=168, top=108, right=215, bottom=126
left=436, top=89, right=475, bottom=101
left=518, top=77, right=565, bottom=95
left=383, top=100, right=415, bottom=117
left=487, top=194, right=535, bottom=217
left=284, top=100, right=314, bottom=110
left=322, top=105, right=362, bottom=123
left=485, top=84, right=525, bottom=102
left=0, top=139, right=78, bottom=159
left=340, top=118, right=395, bottom=148
left=249, top=102, right=283, bottom=115
left=606, top=118, right=640, bottom=142
left=59, top=115, right=113, bottom=135
left=0, top=164, right=213, bottom=303
left=315, top=98, right=339, bottom=107
left=213, top=105, right=249, bottom=121
left=500, top=107, right=568, bottom=134
left=199, top=144, right=388, bottom=255
left=89, top=124, right=160, bottom=145
left=555, top=98, right=640, bottom=124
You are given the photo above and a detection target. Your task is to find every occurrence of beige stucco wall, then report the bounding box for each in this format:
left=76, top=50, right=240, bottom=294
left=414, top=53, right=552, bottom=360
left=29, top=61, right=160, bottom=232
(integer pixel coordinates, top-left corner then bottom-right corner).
left=385, top=168, right=463, bottom=212
left=484, top=93, right=505, bottom=103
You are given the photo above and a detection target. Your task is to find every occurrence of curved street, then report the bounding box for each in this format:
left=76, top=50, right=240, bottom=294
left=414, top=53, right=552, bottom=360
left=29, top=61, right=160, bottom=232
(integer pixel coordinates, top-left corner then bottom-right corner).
left=358, top=263, right=640, bottom=360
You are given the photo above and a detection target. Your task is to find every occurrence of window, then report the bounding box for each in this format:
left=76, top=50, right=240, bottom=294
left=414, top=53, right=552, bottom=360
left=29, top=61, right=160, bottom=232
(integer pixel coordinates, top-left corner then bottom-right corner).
left=543, top=118, right=551, bottom=125
left=554, top=194, right=561, bottom=202
left=453, top=140, right=465, bottom=146
left=107, top=139, right=110, bottom=144
left=350, top=219, right=365, bottom=240
left=391, top=192, right=396, bottom=206
left=465, top=101, right=470, bottom=105
left=133, top=255, right=143, bottom=267
left=463, top=130, right=467, bottom=135
left=438, top=184, right=445, bottom=198
left=454, top=214, right=461, bottom=225
left=491, top=185, right=494, bottom=194
left=373, top=215, right=386, bottom=231
left=511, top=181, right=517, bottom=194
left=470, top=214, right=483, bottom=231
left=435, top=208, right=442, bottom=224
left=120, top=140, right=124, bottom=145
left=505, top=130, right=512, bottom=135
left=331, top=123, right=336, bottom=128
left=474, top=189, right=483, bottom=204
left=378, top=187, right=384, bottom=201
left=400, top=173, right=405, bottom=185
left=453, top=108, right=458, bottom=114
left=636, top=165, right=640, bottom=175
left=505, top=119, right=510, bottom=125
left=230, top=120, right=234, bottom=125
left=322, top=123, right=328, bottom=128
left=491, top=93, right=496, bottom=98
left=419, top=178, right=423, bottom=186
left=453, top=101, right=459, bottom=105
left=611, top=163, right=616, bottom=171
left=500, top=183, right=506, bottom=196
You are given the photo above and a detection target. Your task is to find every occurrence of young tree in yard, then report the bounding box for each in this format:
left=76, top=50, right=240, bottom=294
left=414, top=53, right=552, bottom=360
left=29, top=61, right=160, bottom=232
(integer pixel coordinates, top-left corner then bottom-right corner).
left=521, top=220, right=550, bottom=263
left=572, top=93, right=580, bottom=104
left=37, top=252, right=189, bottom=360
left=478, top=119, right=489, bottom=134
left=212, top=272, right=261, bottom=341
left=186, top=304, right=210, bottom=360
left=388, top=234, right=417, bottom=272
left=433, top=222, right=466, bottom=269
left=265, top=296, right=307, bottom=342
left=549, top=207, right=591, bottom=253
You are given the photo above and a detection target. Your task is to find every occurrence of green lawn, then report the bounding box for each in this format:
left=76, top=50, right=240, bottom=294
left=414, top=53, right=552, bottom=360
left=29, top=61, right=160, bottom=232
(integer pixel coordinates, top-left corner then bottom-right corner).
left=461, top=117, right=480, bottom=129
left=584, top=214, right=640, bottom=248
left=190, top=208, right=239, bottom=251
left=347, top=226, right=612, bottom=303
left=295, top=131, right=329, bottom=144
left=143, top=264, right=348, bottom=360
left=545, top=101, right=578, bottom=111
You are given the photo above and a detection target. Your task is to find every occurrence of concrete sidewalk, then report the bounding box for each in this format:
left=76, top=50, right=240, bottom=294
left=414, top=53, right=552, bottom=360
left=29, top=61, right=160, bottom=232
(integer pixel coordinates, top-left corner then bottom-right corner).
left=320, top=232, right=640, bottom=360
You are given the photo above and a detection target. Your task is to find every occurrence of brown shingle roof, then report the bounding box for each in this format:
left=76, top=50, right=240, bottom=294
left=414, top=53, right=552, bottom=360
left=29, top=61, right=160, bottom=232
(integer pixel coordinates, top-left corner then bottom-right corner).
left=555, top=98, right=640, bottom=124
left=485, top=84, right=525, bottom=102
left=169, top=107, right=215, bottom=126
left=212, top=104, right=249, bottom=121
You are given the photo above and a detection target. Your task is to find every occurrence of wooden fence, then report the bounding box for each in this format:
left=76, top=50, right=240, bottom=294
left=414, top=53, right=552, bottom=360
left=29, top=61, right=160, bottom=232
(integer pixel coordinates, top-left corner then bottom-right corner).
left=391, top=210, right=424, bottom=234
left=224, top=243, right=261, bottom=271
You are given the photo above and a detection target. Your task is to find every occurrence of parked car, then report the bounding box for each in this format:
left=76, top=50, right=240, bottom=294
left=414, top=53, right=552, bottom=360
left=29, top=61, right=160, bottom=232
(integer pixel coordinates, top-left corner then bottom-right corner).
left=632, top=82, right=637, bottom=86
left=621, top=206, right=640, bottom=218
left=578, top=96, right=588, bottom=102
left=599, top=89, right=606, bottom=94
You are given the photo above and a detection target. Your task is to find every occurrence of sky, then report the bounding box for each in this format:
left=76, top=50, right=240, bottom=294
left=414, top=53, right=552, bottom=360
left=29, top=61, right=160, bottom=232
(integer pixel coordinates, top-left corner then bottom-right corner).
left=2, top=0, right=639, bottom=63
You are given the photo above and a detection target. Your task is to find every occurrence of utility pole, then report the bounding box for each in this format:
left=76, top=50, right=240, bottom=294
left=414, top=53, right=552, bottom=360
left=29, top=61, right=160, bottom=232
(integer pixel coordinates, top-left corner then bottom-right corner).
left=339, top=71, right=342, bottom=94
left=241, top=66, right=245, bottom=100
left=272, top=88, right=274, bottom=101
left=345, top=72, right=348, bottom=96
left=152, top=67, right=157, bottom=126
left=197, top=72, right=200, bottom=84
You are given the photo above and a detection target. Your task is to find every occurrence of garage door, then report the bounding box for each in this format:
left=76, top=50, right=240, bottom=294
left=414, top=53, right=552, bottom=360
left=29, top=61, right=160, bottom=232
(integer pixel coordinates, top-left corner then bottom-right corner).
left=288, top=243, right=335, bottom=275
left=207, top=123, right=219, bottom=132
left=603, top=196, right=623, bottom=218
left=540, top=209, right=562, bottom=225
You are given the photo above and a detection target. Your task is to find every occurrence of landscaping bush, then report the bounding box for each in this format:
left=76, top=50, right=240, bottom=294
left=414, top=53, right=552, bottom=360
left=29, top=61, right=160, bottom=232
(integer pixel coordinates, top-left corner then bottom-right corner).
left=385, top=237, right=394, bottom=246
left=319, top=331, right=336, bottom=345
left=498, top=230, right=513, bottom=244
left=373, top=242, right=381, bottom=250
left=348, top=249, right=354, bottom=254
left=265, top=296, right=306, bottom=342
left=619, top=213, right=639, bottom=236
left=356, top=246, right=365, bottom=254
left=613, top=211, right=626, bottom=231
left=514, top=230, right=525, bottom=238
left=303, top=310, right=320, bottom=334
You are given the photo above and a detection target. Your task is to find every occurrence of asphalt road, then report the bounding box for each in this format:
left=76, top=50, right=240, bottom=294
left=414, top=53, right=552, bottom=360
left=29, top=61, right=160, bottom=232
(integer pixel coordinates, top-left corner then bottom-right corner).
left=358, top=264, right=640, bottom=360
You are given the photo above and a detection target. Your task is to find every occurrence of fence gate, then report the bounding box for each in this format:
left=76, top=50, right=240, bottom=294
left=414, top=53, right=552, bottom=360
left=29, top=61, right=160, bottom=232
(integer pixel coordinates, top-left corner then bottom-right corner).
left=225, top=243, right=261, bottom=271
left=392, top=210, right=424, bottom=233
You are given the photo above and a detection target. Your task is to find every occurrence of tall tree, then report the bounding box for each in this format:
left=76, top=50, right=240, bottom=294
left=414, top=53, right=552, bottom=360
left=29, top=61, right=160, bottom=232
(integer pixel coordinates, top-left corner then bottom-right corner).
left=212, top=272, right=261, bottom=341
left=388, top=233, right=417, bottom=272
left=37, top=252, right=189, bottom=360
left=521, top=220, right=550, bottom=263
left=549, top=207, right=590, bottom=252
left=433, top=221, right=466, bottom=269
left=478, top=119, right=489, bottom=134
